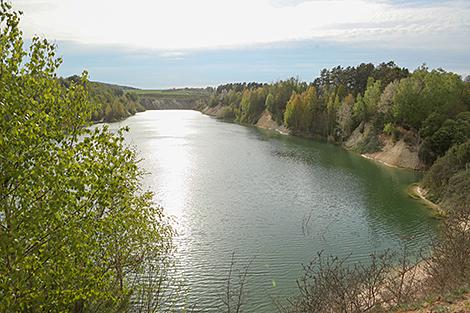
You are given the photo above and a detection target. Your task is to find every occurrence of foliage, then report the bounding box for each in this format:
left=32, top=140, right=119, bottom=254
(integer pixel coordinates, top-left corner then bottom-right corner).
left=383, top=122, right=394, bottom=135
left=313, top=61, right=408, bottom=97
left=283, top=86, right=327, bottom=134
left=284, top=93, right=303, bottom=130
left=392, top=68, right=465, bottom=129
left=129, top=87, right=213, bottom=98
left=217, top=107, right=232, bottom=120
left=284, top=249, right=422, bottom=313
left=210, top=78, right=306, bottom=123
left=362, top=77, right=381, bottom=121
left=423, top=209, right=470, bottom=294
left=378, top=80, right=399, bottom=122
left=268, top=78, right=308, bottom=122
left=237, top=87, right=267, bottom=123
left=422, top=140, right=470, bottom=209
left=208, top=62, right=467, bottom=169
left=0, top=3, right=172, bottom=311
left=419, top=112, right=448, bottom=139
left=61, top=76, right=145, bottom=123
left=219, top=252, right=253, bottom=313
left=265, top=93, right=275, bottom=113
left=302, top=86, right=320, bottom=133
left=419, top=112, right=470, bottom=165
left=352, top=93, right=365, bottom=126
left=337, top=94, right=354, bottom=139
left=90, top=82, right=145, bottom=122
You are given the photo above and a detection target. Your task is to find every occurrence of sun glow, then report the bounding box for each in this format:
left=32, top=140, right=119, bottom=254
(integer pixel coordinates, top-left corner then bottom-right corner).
left=15, top=0, right=470, bottom=51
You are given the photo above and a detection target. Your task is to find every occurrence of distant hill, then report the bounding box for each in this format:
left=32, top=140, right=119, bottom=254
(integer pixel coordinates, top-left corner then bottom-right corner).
left=127, top=88, right=213, bottom=111
left=63, top=76, right=214, bottom=122
left=90, top=81, right=140, bottom=91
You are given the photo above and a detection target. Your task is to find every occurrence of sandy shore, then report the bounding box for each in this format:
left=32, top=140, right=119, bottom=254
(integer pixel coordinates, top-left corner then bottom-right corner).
left=360, top=153, right=400, bottom=168
left=408, top=184, right=445, bottom=217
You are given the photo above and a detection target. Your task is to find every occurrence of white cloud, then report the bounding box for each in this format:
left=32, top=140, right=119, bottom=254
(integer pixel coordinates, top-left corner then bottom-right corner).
left=14, top=0, right=470, bottom=51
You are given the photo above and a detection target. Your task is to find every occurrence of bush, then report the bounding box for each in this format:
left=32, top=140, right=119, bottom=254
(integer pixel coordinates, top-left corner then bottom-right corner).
left=422, top=140, right=470, bottom=208
left=418, top=138, right=436, bottom=166
left=383, top=122, right=394, bottom=135
left=423, top=209, right=470, bottom=293
left=286, top=206, right=470, bottom=313
left=418, top=112, right=470, bottom=164
left=362, top=135, right=381, bottom=153
left=285, top=249, right=423, bottom=313
left=221, top=106, right=236, bottom=120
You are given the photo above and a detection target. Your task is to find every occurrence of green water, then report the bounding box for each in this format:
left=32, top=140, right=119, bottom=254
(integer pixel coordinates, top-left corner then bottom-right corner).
left=108, top=110, right=437, bottom=312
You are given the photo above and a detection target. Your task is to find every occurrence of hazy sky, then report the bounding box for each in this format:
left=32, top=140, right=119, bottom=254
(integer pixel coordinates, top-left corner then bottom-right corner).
left=15, top=0, right=470, bottom=88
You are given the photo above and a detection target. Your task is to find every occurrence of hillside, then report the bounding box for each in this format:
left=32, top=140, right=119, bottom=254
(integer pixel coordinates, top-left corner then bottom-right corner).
left=128, top=88, right=212, bottom=111
left=63, top=76, right=213, bottom=122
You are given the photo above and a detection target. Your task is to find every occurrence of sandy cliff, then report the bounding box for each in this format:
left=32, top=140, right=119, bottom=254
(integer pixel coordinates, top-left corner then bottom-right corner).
left=255, top=110, right=290, bottom=135
left=363, top=138, right=425, bottom=170
left=201, top=105, right=227, bottom=118
left=345, top=123, right=425, bottom=170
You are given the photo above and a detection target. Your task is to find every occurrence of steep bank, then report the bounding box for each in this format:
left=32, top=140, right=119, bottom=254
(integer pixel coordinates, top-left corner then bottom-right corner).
left=203, top=106, right=424, bottom=171
left=202, top=107, right=290, bottom=134
left=421, top=141, right=470, bottom=212
left=344, top=123, right=424, bottom=170
left=255, top=110, right=290, bottom=135
left=201, top=104, right=227, bottom=118
left=362, top=139, right=424, bottom=170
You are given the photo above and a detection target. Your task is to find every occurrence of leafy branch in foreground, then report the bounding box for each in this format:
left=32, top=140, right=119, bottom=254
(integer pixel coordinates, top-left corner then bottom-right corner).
left=0, top=2, right=173, bottom=311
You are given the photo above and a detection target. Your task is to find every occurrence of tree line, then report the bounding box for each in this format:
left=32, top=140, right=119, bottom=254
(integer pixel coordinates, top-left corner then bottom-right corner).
left=60, top=76, right=146, bottom=123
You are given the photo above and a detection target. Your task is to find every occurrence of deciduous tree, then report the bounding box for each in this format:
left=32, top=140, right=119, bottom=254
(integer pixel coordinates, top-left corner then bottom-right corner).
left=0, top=3, right=173, bottom=311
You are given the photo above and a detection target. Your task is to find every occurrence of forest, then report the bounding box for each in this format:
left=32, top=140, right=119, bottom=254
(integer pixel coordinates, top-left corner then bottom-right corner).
left=59, top=76, right=144, bottom=123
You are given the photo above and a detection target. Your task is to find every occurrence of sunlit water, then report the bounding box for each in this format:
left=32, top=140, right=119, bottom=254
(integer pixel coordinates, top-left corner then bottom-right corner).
left=107, top=110, right=437, bottom=312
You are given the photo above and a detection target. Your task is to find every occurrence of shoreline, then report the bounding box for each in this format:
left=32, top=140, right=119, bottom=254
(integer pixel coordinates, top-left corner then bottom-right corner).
left=360, top=153, right=400, bottom=169
left=407, top=184, right=445, bottom=217
left=201, top=109, right=447, bottom=217
left=200, top=107, right=419, bottom=171
left=202, top=106, right=425, bottom=172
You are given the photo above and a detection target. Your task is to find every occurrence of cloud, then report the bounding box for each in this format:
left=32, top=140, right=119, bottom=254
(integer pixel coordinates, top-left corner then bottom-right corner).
left=269, top=0, right=313, bottom=7
left=14, top=0, right=470, bottom=51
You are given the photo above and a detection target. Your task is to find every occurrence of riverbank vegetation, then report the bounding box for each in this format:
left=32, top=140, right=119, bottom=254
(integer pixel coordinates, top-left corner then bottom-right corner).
left=205, top=62, right=470, bottom=213
left=129, top=88, right=211, bottom=111
left=61, top=76, right=146, bottom=123
left=60, top=78, right=210, bottom=123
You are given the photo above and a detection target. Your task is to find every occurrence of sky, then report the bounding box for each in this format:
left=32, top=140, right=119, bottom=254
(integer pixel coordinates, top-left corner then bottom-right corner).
left=14, top=0, right=470, bottom=89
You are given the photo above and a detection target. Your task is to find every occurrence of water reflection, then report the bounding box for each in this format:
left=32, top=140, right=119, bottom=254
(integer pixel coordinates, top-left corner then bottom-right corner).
left=106, top=110, right=437, bottom=312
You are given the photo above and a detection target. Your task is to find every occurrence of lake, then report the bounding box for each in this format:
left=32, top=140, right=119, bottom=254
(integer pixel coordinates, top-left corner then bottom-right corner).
left=107, top=110, right=437, bottom=312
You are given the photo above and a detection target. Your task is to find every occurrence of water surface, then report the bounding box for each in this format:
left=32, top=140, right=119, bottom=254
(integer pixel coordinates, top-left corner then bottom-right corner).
left=108, top=110, right=437, bottom=312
